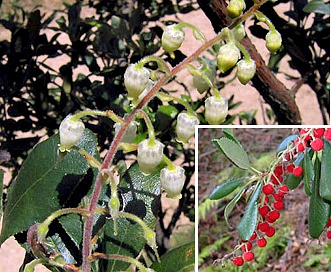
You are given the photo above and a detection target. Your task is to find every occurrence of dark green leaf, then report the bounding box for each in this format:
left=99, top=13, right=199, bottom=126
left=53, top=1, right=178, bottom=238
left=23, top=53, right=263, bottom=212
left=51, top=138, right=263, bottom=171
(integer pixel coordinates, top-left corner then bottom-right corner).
left=101, top=162, right=161, bottom=271
left=285, top=173, right=302, bottom=190
left=320, top=140, right=331, bottom=201
left=284, top=152, right=304, bottom=189
left=212, top=138, right=250, bottom=169
left=309, top=158, right=331, bottom=239
left=155, top=105, right=178, bottom=132
left=0, top=130, right=98, bottom=244
left=209, top=178, right=244, bottom=200
left=303, top=0, right=330, bottom=15
left=224, top=187, right=246, bottom=228
left=58, top=213, right=83, bottom=249
left=46, top=233, right=76, bottom=264
left=304, top=151, right=314, bottom=196
left=151, top=242, right=194, bottom=272
left=238, top=183, right=262, bottom=240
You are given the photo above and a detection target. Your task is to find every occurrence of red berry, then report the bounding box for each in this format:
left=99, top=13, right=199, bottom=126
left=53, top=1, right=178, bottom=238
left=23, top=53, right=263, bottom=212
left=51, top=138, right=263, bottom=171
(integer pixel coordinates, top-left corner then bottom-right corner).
left=266, top=210, right=280, bottom=223
left=310, top=138, right=324, bottom=151
left=326, top=219, right=331, bottom=228
left=313, top=128, right=325, bottom=138
left=327, top=231, right=331, bottom=240
left=264, top=196, right=269, bottom=204
left=257, top=237, right=267, bottom=247
left=249, top=232, right=257, bottom=240
left=273, top=192, right=284, bottom=202
left=258, top=206, right=270, bottom=217
left=300, top=128, right=309, bottom=135
left=265, top=227, right=275, bottom=237
left=274, top=165, right=283, bottom=175
left=296, top=142, right=305, bottom=152
left=243, top=251, right=254, bottom=262
left=274, top=201, right=284, bottom=210
left=262, top=184, right=274, bottom=195
left=271, top=174, right=283, bottom=185
left=324, top=129, right=331, bottom=141
left=286, top=164, right=295, bottom=173
left=241, top=241, right=252, bottom=252
left=258, top=222, right=270, bottom=232
left=279, top=185, right=289, bottom=194
left=292, top=166, right=303, bottom=177
left=233, top=256, right=244, bottom=266
left=284, top=152, right=292, bottom=161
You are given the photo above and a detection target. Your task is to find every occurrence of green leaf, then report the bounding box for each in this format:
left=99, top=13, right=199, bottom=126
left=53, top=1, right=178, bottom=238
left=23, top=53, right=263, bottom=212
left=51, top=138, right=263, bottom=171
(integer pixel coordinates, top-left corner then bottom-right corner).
left=58, top=213, right=83, bottom=249
left=303, top=0, right=330, bottom=15
left=222, top=129, right=242, bottom=147
left=285, top=152, right=304, bottom=190
left=238, top=183, right=262, bottom=241
left=151, top=242, right=194, bottom=272
left=308, top=158, right=331, bottom=239
left=320, top=140, right=331, bottom=201
left=224, top=187, right=246, bottom=228
left=212, top=138, right=250, bottom=169
left=209, top=178, right=244, bottom=200
left=285, top=173, right=302, bottom=190
left=222, top=128, right=233, bottom=136
left=101, top=162, right=161, bottom=271
left=155, top=105, right=178, bottom=132
left=304, top=151, right=314, bottom=196
left=0, top=130, right=98, bottom=244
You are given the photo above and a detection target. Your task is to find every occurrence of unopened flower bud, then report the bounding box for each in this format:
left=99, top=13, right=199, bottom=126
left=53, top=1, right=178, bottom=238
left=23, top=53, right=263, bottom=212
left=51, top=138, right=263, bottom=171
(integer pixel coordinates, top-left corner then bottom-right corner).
left=161, top=24, right=185, bottom=53
left=217, top=43, right=240, bottom=73
left=124, top=64, right=150, bottom=100
left=160, top=165, right=185, bottom=199
left=227, top=0, right=246, bottom=19
left=176, top=112, right=199, bottom=144
left=232, top=23, right=246, bottom=42
left=205, top=96, right=228, bottom=125
left=59, top=115, right=85, bottom=152
left=265, top=30, right=282, bottom=53
left=132, top=79, right=154, bottom=106
left=137, top=139, right=164, bottom=175
left=114, top=121, right=138, bottom=143
left=193, top=65, right=216, bottom=94
left=236, top=58, right=256, bottom=85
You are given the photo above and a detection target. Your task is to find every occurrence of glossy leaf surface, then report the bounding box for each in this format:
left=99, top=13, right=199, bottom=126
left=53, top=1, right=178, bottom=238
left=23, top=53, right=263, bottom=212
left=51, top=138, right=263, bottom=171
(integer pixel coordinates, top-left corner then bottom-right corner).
left=0, top=130, right=98, bottom=244
left=209, top=178, right=244, bottom=200
left=212, top=138, right=250, bottom=169
left=151, top=242, right=194, bottom=272
left=238, top=183, right=262, bottom=241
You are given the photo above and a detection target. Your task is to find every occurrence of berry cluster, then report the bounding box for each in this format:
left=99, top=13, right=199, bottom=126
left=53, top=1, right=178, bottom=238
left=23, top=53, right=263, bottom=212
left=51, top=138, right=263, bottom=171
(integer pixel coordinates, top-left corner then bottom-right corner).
left=232, top=169, right=290, bottom=266
left=231, top=128, right=331, bottom=266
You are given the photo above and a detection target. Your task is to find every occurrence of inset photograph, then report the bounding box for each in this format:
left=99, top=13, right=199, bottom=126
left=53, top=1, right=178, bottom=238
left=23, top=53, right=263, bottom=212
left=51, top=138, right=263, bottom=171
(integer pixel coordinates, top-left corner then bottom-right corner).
left=198, top=127, right=331, bottom=271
